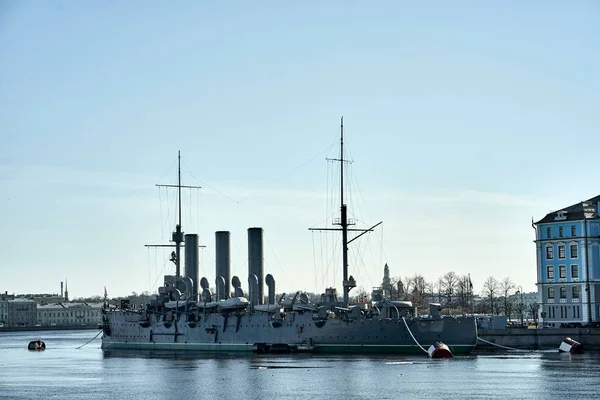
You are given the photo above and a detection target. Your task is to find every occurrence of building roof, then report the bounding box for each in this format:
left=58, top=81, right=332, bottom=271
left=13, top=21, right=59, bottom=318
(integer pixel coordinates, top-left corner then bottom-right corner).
left=37, top=302, right=104, bottom=310
left=535, top=195, right=600, bottom=224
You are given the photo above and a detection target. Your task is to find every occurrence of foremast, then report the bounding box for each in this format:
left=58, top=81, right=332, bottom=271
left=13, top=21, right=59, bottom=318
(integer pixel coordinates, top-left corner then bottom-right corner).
left=149, top=151, right=201, bottom=277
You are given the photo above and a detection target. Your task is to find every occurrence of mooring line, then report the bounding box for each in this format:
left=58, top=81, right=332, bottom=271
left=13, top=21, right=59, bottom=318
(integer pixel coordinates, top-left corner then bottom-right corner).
left=76, top=330, right=103, bottom=349
left=476, top=336, right=535, bottom=352
left=402, top=317, right=428, bottom=354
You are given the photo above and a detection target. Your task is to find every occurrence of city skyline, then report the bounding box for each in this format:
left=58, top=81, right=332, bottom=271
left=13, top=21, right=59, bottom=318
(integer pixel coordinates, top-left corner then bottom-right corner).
left=1, top=2, right=599, bottom=298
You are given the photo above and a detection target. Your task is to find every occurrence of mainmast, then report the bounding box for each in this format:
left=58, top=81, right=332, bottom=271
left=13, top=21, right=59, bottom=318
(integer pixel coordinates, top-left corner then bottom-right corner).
left=310, top=117, right=382, bottom=307
left=339, top=117, right=353, bottom=306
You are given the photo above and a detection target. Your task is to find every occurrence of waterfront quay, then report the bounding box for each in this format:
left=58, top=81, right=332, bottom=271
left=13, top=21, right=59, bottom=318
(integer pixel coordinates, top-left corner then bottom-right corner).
left=478, top=327, right=600, bottom=350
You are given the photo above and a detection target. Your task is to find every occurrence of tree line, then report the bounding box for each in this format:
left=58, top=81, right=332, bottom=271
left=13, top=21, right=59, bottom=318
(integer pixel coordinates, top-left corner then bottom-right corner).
left=74, top=273, right=537, bottom=321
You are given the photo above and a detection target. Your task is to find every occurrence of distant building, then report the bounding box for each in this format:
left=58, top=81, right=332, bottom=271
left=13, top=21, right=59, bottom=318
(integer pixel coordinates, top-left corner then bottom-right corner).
left=508, top=291, right=541, bottom=322
left=0, top=297, right=8, bottom=326
left=534, top=196, right=600, bottom=327
left=37, top=302, right=103, bottom=327
left=0, top=293, right=37, bottom=328
left=32, top=294, right=68, bottom=304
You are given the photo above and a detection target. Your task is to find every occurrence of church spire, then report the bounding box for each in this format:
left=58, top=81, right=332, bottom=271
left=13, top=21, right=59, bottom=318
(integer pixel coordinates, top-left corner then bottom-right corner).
left=64, top=278, right=69, bottom=302
left=382, top=263, right=392, bottom=298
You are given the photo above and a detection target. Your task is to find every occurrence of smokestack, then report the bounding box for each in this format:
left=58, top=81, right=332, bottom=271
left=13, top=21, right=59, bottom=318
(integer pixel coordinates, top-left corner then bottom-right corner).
left=184, top=234, right=200, bottom=301
left=61, top=282, right=63, bottom=298
left=247, top=227, right=264, bottom=305
left=215, top=231, right=231, bottom=298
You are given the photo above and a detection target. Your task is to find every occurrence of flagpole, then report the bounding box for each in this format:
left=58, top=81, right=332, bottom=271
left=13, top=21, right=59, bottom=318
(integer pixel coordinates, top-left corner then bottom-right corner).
left=468, top=274, right=472, bottom=313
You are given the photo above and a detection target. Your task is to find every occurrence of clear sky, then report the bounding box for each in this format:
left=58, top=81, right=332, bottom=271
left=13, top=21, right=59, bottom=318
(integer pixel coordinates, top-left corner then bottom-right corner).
left=1, top=1, right=599, bottom=299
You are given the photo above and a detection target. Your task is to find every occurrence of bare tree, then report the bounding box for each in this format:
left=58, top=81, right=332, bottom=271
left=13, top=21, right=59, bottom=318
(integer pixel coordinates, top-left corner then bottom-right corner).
left=350, top=286, right=370, bottom=304
left=425, top=281, right=435, bottom=305
left=500, top=277, right=515, bottom=319
left=455, top=275, right=471, bottom=312
left=442, top=271, right=458, bottom=307
left=482, top=277, right=500, bottom=315
left=527, top=302, right=539, bottom=325
left=435, top=277, right=444, bottom=304
left=405, top=274, right=427, bottom=309
left=504, top=298, right=515, bottom=321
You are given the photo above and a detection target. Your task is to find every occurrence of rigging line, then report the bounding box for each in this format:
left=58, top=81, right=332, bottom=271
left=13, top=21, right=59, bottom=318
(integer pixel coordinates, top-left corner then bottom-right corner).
left=380, top=222, right=384, bottom=272
left=158, top=157, right=177, bottom=182
left=158, top=187, right=164, bottom=242
left=312, top=231, right=318, bottom=293
left=265, top=235, right=285, bottom=275
left=201, top=179, right=238, bottom=204
left=147, top=248, right=151, bottom=294
left=237, top=142, right=336, bottom=205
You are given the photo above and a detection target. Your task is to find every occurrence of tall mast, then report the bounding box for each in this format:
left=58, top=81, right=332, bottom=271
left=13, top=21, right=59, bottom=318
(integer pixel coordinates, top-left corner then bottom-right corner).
left=340, top=117, right=352, bottom=306
left=309, top=118, right=381, bottom=307
left=151, top=151, right=201, bottom=278
left=175, top=151, right=183, bottom=277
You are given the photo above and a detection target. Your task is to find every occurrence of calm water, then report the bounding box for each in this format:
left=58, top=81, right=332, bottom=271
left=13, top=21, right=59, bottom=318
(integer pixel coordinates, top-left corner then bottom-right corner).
left=0, top=330, right=599, bottom=400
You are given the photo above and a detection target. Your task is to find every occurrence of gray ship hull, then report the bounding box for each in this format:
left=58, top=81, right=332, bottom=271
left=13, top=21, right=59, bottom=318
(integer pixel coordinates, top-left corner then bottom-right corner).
left=101, top=309, right=477, bottom=355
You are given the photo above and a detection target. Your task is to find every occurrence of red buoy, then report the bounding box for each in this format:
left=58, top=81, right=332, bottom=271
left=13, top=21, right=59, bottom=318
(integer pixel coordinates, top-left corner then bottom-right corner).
left=558, top=337, right=583, bottom=354
left=28, top=340, right=46, bottom=351
left=427, top=342, right=453, bottom=358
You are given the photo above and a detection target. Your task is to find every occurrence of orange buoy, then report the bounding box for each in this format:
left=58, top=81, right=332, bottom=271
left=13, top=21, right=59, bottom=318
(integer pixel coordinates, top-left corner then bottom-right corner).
left=28, top=340, right=46, bottom=351
left=558, top=337, right=583, bottom=354
left=427, top=342, right=453, bottom=358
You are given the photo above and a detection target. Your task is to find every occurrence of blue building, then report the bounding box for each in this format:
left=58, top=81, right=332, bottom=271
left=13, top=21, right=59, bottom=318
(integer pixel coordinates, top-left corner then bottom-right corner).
left=534, top=196, right=600, bottom=327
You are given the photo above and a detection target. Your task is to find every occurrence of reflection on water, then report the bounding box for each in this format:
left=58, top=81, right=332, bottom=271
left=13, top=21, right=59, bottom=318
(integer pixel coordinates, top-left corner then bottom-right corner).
left=1, top=330, right=599, bottom=400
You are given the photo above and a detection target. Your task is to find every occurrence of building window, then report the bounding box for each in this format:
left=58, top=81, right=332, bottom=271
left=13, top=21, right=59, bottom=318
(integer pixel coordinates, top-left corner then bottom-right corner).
left=558, top=245, right=566, bottom=259
left=572, top=286, right=580, bottom=299
left=546, top=227, right=551, bottom=238
left=559, top=226, right=564, bottom=237
left=559, top=265, right=566, bottom=279
left=571, top=225, right=576, bottom=236
left=570, top=244, right=578, bottom=259
left=571, top=265, right=579, bottom=279
left=560, top=287, right=566, bottom=299
left=548, top=287, right=555, bottom=298
left=547, top=266, right=554, bottom=279
left=546, top=246, right=554, bottom=260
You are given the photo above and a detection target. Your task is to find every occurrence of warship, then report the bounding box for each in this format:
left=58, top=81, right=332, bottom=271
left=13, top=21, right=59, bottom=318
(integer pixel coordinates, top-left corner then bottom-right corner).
left=101, top=119, right=478, bottom=354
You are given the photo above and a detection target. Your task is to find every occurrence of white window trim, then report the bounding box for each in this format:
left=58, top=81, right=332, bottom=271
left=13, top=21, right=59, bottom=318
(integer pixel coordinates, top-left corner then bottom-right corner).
left=569, top=242, right=578, bottom=259
left=559, top=264, right=567, bottom=279
left=547, top=265, right=555, bottom=280
left=545, top=244, right=554, bottom=260
left=571, top=264, right=579, bottom=279
left=557, top=243, right=566, bottom=259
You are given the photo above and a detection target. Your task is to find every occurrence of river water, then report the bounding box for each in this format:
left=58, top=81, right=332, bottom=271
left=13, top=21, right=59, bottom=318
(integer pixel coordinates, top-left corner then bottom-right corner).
left=0, top=330, right=598, bottom=400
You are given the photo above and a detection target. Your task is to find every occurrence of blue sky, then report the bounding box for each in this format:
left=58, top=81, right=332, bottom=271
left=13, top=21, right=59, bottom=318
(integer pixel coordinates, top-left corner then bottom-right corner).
left=1, top=1, right=599, bottom=298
